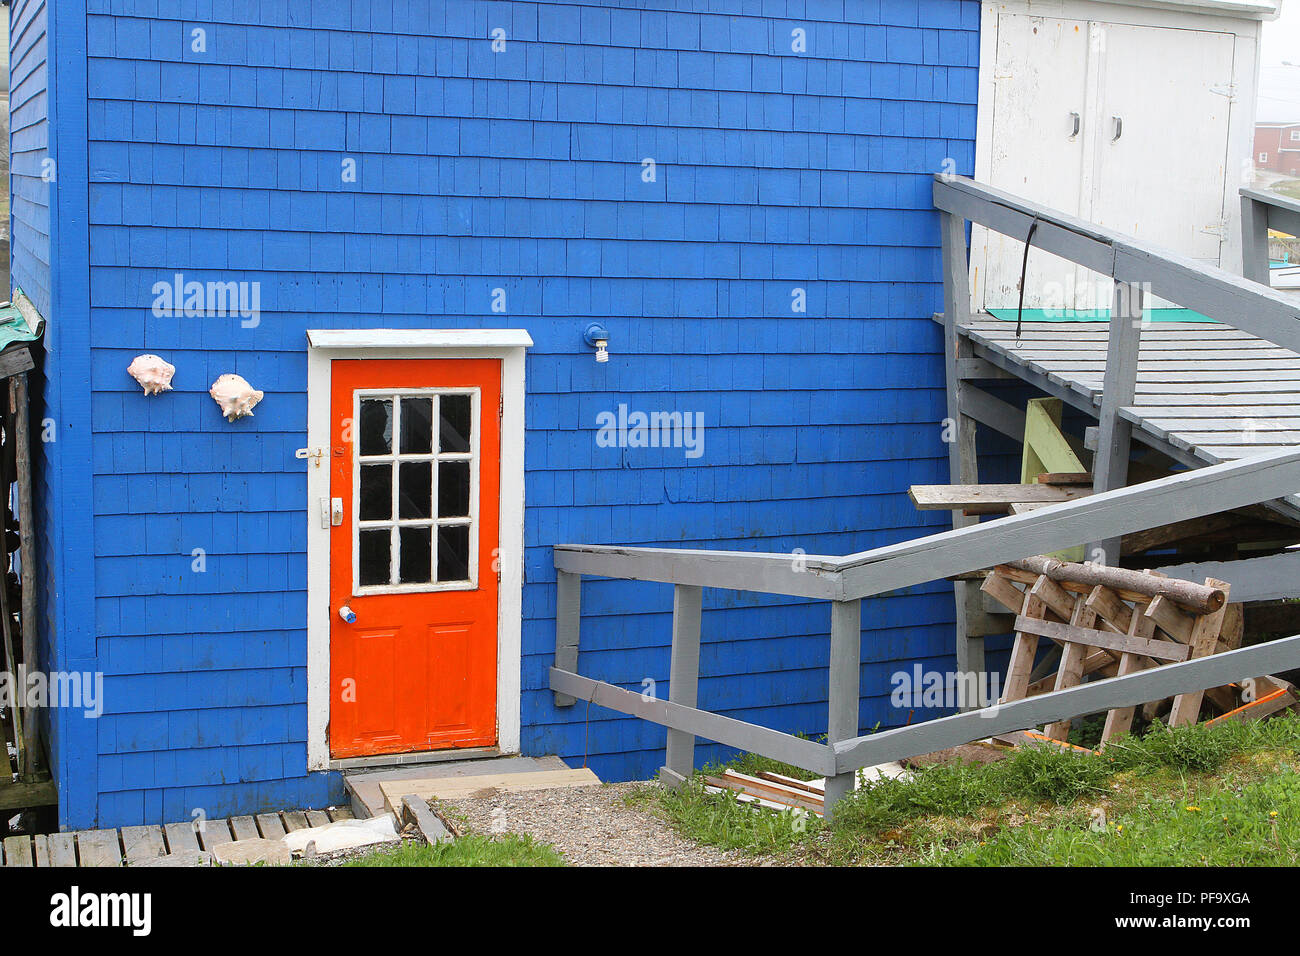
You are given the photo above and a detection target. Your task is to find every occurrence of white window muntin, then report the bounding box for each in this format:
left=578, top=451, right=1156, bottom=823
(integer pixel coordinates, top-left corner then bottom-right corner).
left=350, top=386, right=481, bottom=595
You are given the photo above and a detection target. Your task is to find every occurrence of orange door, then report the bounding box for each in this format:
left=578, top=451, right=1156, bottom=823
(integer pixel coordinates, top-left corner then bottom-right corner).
left=329, top=359, right=501, bottom=758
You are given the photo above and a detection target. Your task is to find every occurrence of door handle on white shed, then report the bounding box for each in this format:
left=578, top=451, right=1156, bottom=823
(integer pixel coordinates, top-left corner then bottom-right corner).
left=1069, top=111, right=1080, bottom=139
left=1111, top=115, right=1123, bottom=142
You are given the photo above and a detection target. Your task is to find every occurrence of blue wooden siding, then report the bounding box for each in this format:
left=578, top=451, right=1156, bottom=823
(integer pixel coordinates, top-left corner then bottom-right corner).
left=10, top=0, right=50, bottom=312
left=57, top=0, right=978, bottom=827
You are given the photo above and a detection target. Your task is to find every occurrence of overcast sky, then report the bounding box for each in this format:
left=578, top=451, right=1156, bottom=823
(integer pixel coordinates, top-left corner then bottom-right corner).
left=1262, top=1, right=1300, bottom=65
left=1259, top=3, right=1300, bottom=120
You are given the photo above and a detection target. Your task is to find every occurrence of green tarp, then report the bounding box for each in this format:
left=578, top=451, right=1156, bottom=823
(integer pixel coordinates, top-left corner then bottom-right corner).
left=0, top=289, right=45, bottom=351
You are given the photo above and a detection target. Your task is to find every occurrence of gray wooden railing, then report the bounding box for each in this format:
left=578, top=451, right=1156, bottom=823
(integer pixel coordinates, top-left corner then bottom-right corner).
left=550, top=176, right=1300, bottom=820
left=553, top=445, right=1300, bottom=817
left=1240, top=185, right=1300, bottom=286
left=937, top=175, right=1300, bottom=676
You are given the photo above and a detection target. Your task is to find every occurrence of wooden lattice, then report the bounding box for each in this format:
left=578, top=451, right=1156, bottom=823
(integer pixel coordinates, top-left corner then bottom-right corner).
left=981, top=558, right=1296, bottom=746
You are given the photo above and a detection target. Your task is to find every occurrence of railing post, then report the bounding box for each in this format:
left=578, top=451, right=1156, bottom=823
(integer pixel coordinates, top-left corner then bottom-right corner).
left=1240, top=191, right=1270, bottom=285
left=553, top=569, right=581, bottom=707
left=1090, top=280, right=1143, bottom=565
left=823, top=598, right=861, bottom=820
left=939, top=207, right=986, bottom=708
left=661, top=584, right=703, bottom=787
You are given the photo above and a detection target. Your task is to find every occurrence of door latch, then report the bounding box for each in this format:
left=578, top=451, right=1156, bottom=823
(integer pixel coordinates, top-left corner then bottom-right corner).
left=319, top=497, right=344, bottom=529
left=296, top=447, right=326, bottom=468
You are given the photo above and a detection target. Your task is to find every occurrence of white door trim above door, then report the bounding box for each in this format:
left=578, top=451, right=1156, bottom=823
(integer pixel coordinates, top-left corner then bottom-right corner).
left=303, top=328, right=532, bottom=771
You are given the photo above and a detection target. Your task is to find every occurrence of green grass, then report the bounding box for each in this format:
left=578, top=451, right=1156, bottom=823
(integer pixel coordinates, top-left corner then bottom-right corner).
left=649, top=714, right=1300, bottom=866
left=1271, top=179, right=1300, bottom=202
left=343, top=833, right=566, bottom=867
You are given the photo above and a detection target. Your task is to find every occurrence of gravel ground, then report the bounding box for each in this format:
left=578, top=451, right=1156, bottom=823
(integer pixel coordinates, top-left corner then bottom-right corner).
left=440, top=781, right=763, bottom=866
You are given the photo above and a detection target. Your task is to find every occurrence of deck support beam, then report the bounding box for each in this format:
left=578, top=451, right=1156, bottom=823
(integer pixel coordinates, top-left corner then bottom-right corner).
left=823, top=599, right=861, bottom=819
left=553, top=570, right=581, bottom=707
left=1090, top=281, right=1143, bottom=565
left=662, top=585, right=703, bottom=786
left=1240, top=190, right=1272, bottom=285
left=940, top=209, right=986, bottom=708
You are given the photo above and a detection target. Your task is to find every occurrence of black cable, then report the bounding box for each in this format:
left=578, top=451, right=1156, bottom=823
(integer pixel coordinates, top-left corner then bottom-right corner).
left=1016, top=215, right=1041, bottom=343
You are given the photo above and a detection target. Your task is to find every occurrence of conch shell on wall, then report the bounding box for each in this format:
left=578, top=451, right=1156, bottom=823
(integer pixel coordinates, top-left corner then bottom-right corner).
left=126, top=354, right=176, bottom=396
left=209, top=373, right=264, bottom=422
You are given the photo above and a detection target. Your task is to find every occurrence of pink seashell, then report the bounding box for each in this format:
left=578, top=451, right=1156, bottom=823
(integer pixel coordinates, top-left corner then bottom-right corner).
left=127, top=354, right=176, bottom=396
left=209, top=373, right=265, bottom=422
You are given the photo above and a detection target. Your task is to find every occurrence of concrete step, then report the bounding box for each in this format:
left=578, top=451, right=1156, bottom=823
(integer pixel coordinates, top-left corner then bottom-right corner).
left=343, top=754, right=570, bottom=819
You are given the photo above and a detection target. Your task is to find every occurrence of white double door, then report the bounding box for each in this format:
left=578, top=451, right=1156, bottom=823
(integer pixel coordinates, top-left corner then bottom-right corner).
left=973, top=13, right=1236, bottom=313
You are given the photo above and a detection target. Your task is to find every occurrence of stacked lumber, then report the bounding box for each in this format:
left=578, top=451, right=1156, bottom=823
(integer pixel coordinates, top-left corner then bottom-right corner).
left=982, top=556, right=1297, bottom=747
left=703, top=770, right=826, bottom=816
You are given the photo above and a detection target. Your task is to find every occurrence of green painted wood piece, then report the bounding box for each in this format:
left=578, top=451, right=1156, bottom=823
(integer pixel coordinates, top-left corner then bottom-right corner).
left=1021, top=398, right=1087, bottom=561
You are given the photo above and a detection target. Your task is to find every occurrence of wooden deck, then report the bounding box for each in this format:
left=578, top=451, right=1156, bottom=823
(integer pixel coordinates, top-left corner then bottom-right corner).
left=0, top=806, right=355, bottom=867
left=954, top=318, right=1300, bottom=514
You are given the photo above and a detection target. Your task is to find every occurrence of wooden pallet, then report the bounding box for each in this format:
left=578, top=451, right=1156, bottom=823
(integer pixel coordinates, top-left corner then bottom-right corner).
left=0, top=805, right=356, bottom=867
left=980, top=557, right=1288, bottom=745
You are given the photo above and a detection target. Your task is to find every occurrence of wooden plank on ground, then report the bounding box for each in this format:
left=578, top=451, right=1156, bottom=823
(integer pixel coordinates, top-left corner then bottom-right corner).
left=163, top=822, right=201, bottom=854
left=32, top=835, right=50, bottom=868
left=76, top=829, right=123, bottom=867
left=327, top=806, right=355, bottom=822
left=256, top=813, right=287, bottom=838
left=282, top=810, right=310, bottom=832
left=121, top=825, right=167, bottom=864
left=3, top=835, right=32, bottom=866
left=1205, top=687, right=1298, bottom=725
left=198, top=819, right=234, bottom=852
left=46, top=832, right=76, bottom=867
left=757, top=771, right=825, bottom=795
left=304, top=810, right=330, bottom=828
left=229, top=815, right=259, bottom=841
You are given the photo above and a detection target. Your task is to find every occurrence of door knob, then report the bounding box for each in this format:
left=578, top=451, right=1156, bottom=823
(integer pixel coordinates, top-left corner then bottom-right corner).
left=338, top=605, right=357, bottom=624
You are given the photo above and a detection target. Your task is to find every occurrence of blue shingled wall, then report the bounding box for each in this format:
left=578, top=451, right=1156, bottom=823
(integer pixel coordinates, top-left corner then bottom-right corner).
left=67, top=0, right=978, bottom=827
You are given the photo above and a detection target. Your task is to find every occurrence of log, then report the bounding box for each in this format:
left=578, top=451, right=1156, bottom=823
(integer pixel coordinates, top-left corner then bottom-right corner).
left=1002, top=557, right=1226, bottom=614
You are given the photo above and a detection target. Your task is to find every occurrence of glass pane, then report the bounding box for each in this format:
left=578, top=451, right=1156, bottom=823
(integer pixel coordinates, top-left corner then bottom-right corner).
left=359, top=399, right=392, bottom=455
left=440, top=394, right=472, bottom=453
left=359, top=464, right=392, bottom=520
left=399, top=397, right=433, bottom=455
left=437, top=525, right=470, bottom=582
left=359, top=529, right=391, bottom=586
left=398, top=461, right=432, bottom=519
left=399, top=526, right=432, bottom=583
left=438, top=461, right=470, bottom=518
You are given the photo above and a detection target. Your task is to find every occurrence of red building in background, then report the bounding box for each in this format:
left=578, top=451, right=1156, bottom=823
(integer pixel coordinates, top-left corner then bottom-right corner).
left=1256, top=121, right=1300, bottom=176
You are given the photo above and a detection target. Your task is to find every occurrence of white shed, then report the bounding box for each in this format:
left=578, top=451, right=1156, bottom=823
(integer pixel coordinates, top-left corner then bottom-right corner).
left=970, top=0, right=1280, bottom=313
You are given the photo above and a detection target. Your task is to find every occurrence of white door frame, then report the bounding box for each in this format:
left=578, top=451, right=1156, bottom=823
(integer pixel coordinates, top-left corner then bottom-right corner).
left=303, top=328, right=532, bottom=771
